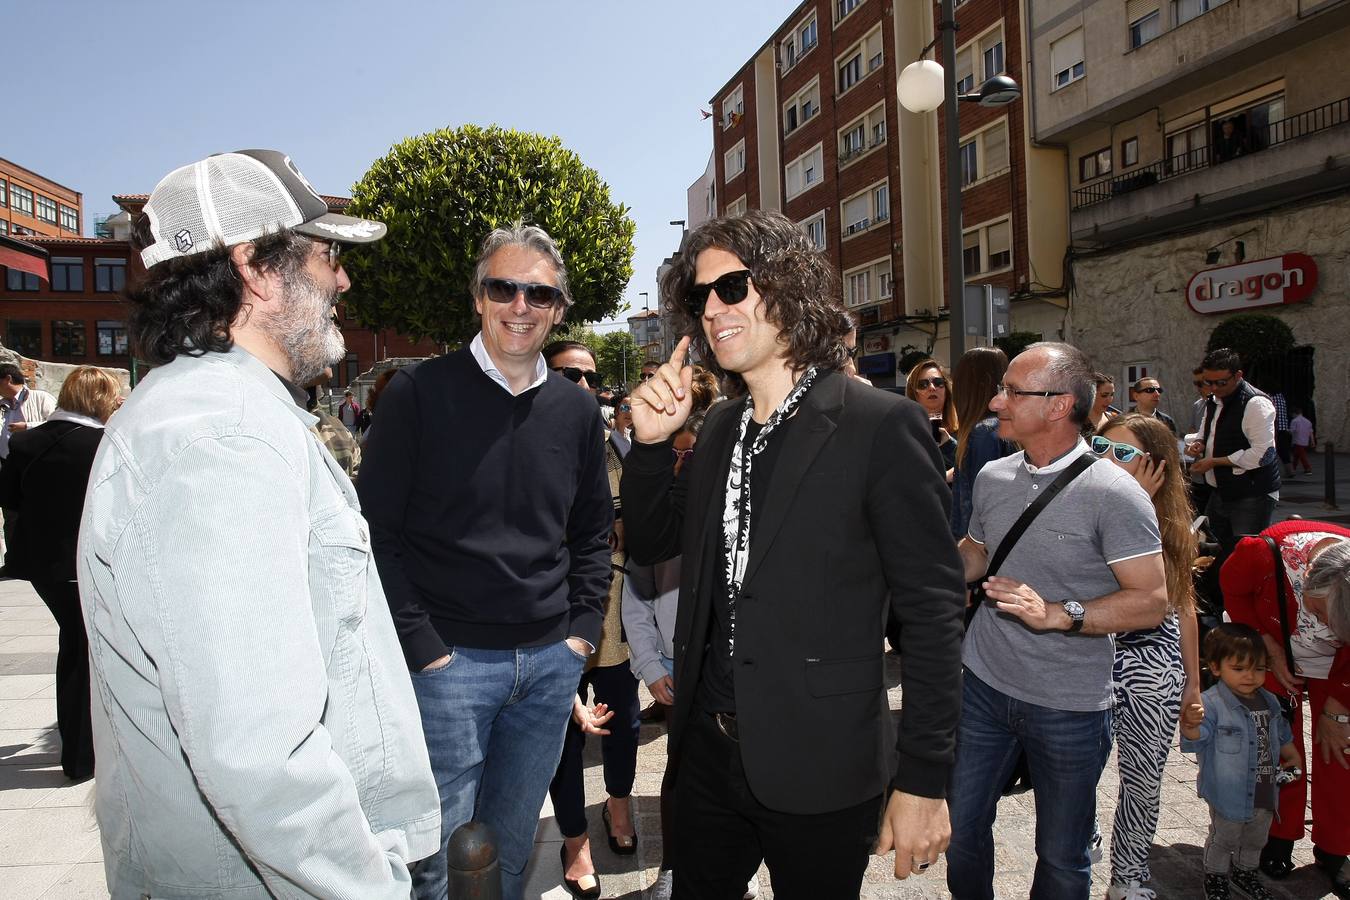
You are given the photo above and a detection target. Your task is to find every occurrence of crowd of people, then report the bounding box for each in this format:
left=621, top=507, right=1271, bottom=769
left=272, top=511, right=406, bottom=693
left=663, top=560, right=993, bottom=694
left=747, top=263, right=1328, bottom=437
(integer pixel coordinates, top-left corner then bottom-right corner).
left=2, top=148, right=1348, bottom=900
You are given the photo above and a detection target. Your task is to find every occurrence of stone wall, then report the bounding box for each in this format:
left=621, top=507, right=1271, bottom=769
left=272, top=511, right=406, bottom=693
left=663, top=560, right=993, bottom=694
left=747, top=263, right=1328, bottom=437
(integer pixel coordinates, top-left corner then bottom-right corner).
left=0, top=346, right=131, bottom=399
left=1067, top=191, right=1350, bottom=446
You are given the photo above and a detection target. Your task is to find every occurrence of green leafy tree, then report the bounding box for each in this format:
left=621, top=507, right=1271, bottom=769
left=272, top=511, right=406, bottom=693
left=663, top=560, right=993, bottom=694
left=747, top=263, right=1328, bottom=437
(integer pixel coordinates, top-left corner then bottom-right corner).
left=341, top=125, right=636, bottom=345
left=595, top=330, right=643, bottom=390
left=994, top=331, right=1042, bottom=361
left=1206, top=313, right=1295, bottom=388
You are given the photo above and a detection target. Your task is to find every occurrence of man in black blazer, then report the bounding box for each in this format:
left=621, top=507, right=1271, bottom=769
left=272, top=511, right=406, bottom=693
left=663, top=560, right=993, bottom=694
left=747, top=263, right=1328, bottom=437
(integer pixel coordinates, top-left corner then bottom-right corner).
left=621, top=211, right=965, bottom=898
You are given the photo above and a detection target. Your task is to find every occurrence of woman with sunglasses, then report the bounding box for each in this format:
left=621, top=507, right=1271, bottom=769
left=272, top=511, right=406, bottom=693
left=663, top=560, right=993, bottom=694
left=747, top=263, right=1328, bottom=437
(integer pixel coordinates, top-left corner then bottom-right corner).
left=906, top=359, right=958, bottom=484
left=950, top=347, right=1014, bottom=540
left=610, top=393, right=633, bottom=459
left=1090, top=414, right=1200, bottom=899
left=1221, top=522, right=1350, bottom=897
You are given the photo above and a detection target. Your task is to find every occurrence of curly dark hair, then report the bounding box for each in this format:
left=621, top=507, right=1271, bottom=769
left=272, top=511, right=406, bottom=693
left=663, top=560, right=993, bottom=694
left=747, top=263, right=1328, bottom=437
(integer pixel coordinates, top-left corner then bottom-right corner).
left=660, top=210, right=851, bottom=397
left=127, top=216, right=313, bottom=365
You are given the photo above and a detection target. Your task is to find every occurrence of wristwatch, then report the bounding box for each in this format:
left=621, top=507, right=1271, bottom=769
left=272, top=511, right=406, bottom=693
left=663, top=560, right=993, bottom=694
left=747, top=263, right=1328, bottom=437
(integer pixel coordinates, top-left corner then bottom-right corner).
left=1061, top=600, right=1086, bottom=633
left=1324, top=711, right=1350, bottom=724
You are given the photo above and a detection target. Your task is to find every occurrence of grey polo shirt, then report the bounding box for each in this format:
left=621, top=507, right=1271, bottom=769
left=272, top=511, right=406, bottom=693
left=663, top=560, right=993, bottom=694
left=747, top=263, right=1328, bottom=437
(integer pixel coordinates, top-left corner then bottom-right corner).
left=964, top=441, right=1161, bottom=711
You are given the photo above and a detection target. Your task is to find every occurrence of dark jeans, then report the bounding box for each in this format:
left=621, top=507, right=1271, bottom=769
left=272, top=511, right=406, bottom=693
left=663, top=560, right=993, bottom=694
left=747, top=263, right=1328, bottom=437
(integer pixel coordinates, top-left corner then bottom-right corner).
left=548, top=660, right=641, bottom=838
left=673, top=706, right=882, bottom=899
left=946, top=671, right=1113, bottom=900
left=1205, top=491, right=1276, bottom=566
left=31, top=577, right=94, bottom=779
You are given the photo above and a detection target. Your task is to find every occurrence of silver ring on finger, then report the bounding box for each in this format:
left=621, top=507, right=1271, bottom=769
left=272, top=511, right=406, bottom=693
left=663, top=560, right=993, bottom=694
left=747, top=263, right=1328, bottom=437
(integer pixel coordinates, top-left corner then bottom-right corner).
left=913, top=857, right=931, bottom=872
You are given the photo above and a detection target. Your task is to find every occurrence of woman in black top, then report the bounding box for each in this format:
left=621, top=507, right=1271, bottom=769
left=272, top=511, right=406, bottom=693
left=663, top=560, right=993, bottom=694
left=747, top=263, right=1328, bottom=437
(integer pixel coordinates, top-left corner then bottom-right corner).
left=0, top=366, right=122, bottom=779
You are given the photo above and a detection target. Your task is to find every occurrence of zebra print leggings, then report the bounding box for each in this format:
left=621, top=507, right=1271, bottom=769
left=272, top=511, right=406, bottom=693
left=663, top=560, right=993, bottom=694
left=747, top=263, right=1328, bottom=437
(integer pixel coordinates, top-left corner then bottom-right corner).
left=1110, top=614, right=1185, bottom=886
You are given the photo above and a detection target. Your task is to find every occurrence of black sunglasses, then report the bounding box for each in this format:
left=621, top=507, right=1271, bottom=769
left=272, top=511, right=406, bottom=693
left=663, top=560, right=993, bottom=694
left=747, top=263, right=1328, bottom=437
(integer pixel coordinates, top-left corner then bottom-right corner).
left=915, top=377, right=946, bottom=390
left=482, top=277, right=565, bottom=309
left=552, top=366, right=598, bottom=385
left=1136, top=386, right=1163, bottom=394
left=1202, top=377, right=1231, bottom=388
left=685, top=269, right=752, bottom=315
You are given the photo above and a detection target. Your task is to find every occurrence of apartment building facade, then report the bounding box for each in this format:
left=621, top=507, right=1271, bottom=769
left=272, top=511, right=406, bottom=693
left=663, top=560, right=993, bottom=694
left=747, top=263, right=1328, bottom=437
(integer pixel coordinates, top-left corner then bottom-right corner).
left=1027, top=0, right=1350, bottom=442
left=0, top=158, right=83, bottom=239
left=707, top=0, right=1069, bottom=385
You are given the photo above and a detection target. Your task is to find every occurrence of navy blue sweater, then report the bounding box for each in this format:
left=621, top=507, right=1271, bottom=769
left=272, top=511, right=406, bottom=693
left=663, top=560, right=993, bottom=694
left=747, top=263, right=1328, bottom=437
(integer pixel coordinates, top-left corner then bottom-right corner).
left=357, top=347, right=613, bottom=669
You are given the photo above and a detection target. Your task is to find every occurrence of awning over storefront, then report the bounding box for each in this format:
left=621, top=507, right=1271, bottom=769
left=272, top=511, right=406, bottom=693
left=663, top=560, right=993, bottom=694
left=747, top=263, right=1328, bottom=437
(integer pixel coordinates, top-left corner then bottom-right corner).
left=0, top=235, right=50, bottom=282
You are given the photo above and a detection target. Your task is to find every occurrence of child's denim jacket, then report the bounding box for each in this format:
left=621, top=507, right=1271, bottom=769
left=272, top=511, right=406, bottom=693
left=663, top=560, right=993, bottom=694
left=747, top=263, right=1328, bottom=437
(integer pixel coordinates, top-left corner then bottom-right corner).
left=1180, top=680, right=1292, bottom=822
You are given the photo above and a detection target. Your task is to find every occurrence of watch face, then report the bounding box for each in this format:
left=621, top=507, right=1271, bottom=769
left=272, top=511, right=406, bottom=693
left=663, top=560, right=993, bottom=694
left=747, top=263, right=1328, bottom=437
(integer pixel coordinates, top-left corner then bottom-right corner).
left=1064, top=601, right=1085, bottom=617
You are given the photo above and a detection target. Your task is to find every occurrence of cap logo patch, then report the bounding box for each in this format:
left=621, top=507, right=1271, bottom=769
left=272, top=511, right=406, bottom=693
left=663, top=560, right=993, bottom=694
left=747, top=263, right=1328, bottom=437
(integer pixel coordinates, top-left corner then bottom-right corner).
left=283, top=155, right=323, bottom=203
left=315, top=220, right=381, bottom=239
left=175, top=229, right=194, bottom=252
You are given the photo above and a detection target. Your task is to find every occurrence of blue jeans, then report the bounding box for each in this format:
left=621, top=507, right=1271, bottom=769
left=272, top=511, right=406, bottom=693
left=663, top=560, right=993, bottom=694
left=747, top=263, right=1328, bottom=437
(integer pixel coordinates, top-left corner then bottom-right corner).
left=946, top=671, right=1113, bottom=900
left=409, top=640, right=586, bottom=900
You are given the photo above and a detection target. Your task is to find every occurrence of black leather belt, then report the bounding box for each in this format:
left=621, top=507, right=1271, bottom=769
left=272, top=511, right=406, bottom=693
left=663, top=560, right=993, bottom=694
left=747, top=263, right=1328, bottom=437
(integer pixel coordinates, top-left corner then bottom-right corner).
left=712, top=711, right=739, bottom=742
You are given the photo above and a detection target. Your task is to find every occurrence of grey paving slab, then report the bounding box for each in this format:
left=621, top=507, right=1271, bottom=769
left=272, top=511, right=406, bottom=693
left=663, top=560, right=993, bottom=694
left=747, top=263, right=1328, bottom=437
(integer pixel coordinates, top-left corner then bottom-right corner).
left=35, top=862, right=109, bottom=899
left=0, top=864, right=71, bottom=900
left=0, top=805, right=102, bottom=867
left=0, top=729, right=60, bottom=768
left=0, top=699, right=59, bottom=732
left=0, top=675, right=53, bottom=700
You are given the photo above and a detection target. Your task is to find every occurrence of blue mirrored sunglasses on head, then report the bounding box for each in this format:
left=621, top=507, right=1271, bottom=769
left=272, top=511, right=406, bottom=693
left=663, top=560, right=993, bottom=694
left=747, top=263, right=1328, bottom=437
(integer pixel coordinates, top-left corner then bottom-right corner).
left=1090, top=435, right=1145, bottom=463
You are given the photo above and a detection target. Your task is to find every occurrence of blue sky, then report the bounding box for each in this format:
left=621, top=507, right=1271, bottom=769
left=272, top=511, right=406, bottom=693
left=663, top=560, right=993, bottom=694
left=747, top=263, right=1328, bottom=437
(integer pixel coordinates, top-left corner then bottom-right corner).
left=6, top=0, right=797, bottom=327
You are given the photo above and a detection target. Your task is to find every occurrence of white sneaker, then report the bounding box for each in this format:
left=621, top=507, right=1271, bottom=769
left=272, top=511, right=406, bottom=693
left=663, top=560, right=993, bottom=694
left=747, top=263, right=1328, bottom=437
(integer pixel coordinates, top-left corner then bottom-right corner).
left=650, top=869, right=673, bottom=900
left=1107, top=881, right=1157, bottom=900
left=743, top=873, right=760, bottom=899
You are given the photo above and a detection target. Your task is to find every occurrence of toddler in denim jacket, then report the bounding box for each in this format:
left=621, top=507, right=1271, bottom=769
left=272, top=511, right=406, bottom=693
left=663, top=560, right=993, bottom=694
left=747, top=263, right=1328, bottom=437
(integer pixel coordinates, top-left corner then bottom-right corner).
left=1181, top=623, right=1301, bottom=900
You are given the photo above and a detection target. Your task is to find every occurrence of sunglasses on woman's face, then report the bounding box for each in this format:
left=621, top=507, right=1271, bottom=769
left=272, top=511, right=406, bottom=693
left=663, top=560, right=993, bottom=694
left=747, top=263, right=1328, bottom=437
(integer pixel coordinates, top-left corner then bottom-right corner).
left=481, top=276, right=565, bottom=309
left=685, top=269, right=752, bottom=316
left=915, top=377, right=946, bottom=390
left=1090, top=435, right=1144, bottom=463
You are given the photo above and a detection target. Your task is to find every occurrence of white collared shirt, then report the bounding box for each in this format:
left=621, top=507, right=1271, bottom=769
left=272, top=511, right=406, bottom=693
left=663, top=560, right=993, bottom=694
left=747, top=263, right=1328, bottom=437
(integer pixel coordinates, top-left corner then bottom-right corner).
left=1020, top=438, right=1091, bottom=475
left=469, top=332, right=548, bottom=396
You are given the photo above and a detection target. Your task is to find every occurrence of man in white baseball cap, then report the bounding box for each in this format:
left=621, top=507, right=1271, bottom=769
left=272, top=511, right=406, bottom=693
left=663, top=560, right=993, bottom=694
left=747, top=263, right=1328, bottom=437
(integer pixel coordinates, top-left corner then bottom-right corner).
left=76, top=150, right=440, bottom=899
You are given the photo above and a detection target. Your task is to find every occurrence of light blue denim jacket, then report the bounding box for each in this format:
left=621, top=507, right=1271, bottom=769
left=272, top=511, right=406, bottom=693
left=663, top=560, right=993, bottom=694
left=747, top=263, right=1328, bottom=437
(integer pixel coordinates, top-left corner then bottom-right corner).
left=1180, top=680, right=1293, bottom=823
left=77, top=347, right=440, bottom=899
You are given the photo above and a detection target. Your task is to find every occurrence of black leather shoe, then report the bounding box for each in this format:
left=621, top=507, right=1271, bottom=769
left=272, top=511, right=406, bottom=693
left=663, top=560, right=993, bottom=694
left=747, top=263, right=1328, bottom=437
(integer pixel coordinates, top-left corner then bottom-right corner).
left=560, top=844, right=601, bottom=900
left=1258, top=837, right=1294, bottom=879
left=603, top=799, right=637, bottom=856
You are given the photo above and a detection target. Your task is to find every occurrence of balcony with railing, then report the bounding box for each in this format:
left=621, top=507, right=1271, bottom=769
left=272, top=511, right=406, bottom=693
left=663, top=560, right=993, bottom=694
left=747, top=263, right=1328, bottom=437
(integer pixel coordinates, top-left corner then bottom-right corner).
left=1071, top=96, right=1350, bottom=243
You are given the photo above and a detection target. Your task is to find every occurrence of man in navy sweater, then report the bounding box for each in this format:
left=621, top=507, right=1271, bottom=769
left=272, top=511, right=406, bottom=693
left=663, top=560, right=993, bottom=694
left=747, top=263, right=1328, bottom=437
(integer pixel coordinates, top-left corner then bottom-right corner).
left=358, top=224, right=613, bottom=900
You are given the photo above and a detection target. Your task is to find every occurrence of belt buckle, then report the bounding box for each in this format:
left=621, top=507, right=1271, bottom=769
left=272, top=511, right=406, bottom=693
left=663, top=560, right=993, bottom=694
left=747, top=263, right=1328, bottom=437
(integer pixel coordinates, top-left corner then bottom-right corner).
left=714, top=712, right=739, bottom=742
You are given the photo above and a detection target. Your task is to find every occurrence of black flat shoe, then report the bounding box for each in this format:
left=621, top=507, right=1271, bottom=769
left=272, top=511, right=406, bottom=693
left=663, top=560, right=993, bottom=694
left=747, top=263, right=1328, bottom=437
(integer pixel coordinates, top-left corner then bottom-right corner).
left=1258, top=837, right=1295, bottom=880
left=602, top=800, right=637, bottom=856
left=560, top=844, right=601, bottom=900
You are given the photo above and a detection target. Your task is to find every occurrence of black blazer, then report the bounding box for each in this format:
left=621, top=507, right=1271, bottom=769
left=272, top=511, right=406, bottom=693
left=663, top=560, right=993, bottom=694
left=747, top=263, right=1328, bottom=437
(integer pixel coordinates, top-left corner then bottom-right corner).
left=621, top=371, right=965, bottom=815
left=0, top=419, right=105, bottom=583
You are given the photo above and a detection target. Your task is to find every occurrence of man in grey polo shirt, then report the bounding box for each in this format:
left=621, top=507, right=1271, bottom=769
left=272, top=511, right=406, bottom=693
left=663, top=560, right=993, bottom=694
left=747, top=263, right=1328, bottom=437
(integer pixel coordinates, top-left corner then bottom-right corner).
left=945, top=342, right=1168, bottom=900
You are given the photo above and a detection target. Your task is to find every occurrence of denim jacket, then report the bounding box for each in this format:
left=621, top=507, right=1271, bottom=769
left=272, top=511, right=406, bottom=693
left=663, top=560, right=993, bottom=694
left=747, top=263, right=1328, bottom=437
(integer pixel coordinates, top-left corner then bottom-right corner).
left=1180, top=680, right=1292, bottom=823
left=77, top=347, right=440, bottom=899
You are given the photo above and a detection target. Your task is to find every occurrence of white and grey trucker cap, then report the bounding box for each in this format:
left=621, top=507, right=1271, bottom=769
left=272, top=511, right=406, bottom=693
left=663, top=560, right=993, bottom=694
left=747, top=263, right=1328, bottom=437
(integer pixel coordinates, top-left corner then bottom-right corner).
left=139, top=149, right=386, bottom=268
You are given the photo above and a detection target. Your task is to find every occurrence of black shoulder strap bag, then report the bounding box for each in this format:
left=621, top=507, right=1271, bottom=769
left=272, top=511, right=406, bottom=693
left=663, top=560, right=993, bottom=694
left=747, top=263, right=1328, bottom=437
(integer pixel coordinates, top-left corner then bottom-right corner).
left=1261, top=536, right=1301, bottom=723
left=967, top=452, right=1096, bottom=623
left=965, top=451, right=1095, bottom=796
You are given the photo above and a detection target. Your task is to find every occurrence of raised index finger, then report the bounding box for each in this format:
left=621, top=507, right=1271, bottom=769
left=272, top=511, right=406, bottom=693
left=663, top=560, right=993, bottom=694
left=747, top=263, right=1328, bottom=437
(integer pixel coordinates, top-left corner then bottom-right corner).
left=670, top=335, right=691, bottom=371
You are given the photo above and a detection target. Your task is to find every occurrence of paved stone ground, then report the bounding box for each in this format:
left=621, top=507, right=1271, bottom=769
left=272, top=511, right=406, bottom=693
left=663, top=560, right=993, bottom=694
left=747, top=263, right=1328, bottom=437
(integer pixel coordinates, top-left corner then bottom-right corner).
left=2, top=453, right=1346, bottom=898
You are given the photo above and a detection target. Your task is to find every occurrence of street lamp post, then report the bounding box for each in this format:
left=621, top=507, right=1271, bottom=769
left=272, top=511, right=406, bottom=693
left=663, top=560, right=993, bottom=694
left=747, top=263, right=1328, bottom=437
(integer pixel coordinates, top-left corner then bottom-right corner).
left=898, top=2, right=1020, bottom=370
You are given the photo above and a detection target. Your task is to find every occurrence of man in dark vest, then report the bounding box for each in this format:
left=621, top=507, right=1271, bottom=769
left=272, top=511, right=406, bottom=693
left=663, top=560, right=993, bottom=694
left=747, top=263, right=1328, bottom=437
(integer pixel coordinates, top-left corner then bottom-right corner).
left=1186, top=347, right=1280, bottom=567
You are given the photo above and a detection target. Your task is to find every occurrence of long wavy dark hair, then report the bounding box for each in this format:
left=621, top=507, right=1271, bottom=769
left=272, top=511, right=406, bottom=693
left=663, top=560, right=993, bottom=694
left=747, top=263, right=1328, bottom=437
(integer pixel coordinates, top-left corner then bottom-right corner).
left=127, top=217, right=312, bottom=365
left=660, top=210, right=851, bottom=397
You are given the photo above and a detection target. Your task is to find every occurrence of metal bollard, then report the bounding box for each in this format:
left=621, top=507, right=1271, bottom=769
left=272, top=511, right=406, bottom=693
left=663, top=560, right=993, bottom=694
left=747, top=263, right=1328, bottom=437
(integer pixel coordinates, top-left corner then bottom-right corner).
left=1325, top=442, right=1339, bottom=510
left=446, top=821, right=501, bottom=900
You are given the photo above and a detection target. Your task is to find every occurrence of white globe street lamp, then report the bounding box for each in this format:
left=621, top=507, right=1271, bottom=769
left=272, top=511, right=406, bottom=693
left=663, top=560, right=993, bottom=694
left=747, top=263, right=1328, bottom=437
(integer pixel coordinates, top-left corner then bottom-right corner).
left=897, top=59, right=945, bottom=114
